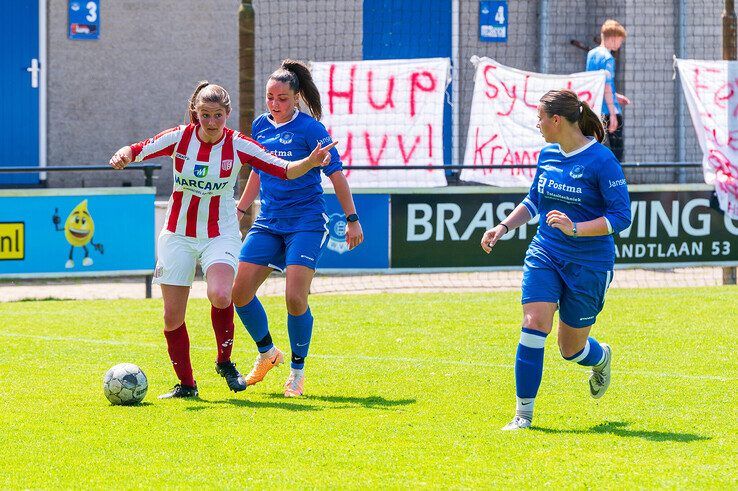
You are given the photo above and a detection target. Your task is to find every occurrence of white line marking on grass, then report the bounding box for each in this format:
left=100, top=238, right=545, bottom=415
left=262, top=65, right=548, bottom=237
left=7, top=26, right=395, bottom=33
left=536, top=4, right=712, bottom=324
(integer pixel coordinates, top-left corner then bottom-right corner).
left=1, top=331, right=733, bottom=382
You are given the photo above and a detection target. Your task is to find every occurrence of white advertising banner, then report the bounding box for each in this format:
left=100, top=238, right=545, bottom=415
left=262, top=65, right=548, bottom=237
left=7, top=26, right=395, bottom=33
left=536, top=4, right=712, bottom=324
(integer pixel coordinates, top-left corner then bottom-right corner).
left=676, top=58, right=738, bottom=219
left=460, top=57, right=606, bottom=187
left=312, top=58, right=450, bottom=188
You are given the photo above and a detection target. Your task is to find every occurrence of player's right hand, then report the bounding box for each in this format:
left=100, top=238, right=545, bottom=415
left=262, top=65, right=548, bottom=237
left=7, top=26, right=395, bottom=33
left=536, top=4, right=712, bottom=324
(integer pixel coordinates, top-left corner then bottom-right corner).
left=109, top=146, right=133, bottom=169
left=608, top=117, right=618, bottom=134
left=480, top=224, right=508, bottom=254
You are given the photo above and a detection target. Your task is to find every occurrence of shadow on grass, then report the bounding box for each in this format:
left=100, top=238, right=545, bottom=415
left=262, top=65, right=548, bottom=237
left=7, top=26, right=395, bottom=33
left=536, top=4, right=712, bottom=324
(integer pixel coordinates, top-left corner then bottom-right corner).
left=179, top=394, right=416, bottom=412
left=13, top=297, right=73, bottom=302
left=183, top=397, right=320, bottom=412
left=532, top=421, right=710, bottom=442
left=109, top=401, right=154, bottom=408
left=269, top=393, right=416, bottom=410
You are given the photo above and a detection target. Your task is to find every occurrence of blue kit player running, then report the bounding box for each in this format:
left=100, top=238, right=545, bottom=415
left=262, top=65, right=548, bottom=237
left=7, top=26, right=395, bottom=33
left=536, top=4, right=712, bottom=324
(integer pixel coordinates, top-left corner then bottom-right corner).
left=232, top=59, right=364, bottom=397
left=480, top=89, right=631, bottom=431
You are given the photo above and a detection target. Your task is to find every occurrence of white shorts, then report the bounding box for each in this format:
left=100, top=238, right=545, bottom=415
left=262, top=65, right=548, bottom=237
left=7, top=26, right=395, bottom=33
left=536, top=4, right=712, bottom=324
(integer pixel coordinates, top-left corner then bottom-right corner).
left=152, top=232, right=241, bottom=286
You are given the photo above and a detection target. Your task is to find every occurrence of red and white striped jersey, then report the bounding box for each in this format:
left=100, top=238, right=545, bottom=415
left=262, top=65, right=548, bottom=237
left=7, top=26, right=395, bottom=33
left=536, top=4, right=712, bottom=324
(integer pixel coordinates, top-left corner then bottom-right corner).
left=131, top=124, right=291, bottom=239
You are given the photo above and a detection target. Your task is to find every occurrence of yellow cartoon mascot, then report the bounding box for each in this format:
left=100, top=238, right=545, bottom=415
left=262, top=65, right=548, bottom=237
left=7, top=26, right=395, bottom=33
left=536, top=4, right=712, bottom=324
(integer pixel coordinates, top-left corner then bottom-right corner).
left=52, top=200, right=104, bottom=268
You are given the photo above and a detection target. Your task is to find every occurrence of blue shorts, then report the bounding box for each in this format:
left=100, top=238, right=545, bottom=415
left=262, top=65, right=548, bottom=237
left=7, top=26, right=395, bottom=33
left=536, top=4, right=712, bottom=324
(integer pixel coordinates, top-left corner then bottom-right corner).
left=521, top=246, right=614, bottom=328
left=239, top=215, right=329, bottom=271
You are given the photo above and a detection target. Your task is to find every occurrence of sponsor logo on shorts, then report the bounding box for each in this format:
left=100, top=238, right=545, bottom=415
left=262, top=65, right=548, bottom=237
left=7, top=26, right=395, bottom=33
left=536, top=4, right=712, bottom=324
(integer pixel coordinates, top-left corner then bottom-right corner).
left=225, top=251, right=235, bottom=259
left=154, top=265, right=164, bottom=278
left=579, top=315, right=595, bottom=321
left=300, top=255, right=315, bottom=262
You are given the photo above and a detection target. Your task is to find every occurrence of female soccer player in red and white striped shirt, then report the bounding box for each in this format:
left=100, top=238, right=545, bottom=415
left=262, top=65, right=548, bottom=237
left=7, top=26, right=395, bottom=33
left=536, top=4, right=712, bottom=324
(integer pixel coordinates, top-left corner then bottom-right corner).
left=109, top=81, right=336, bottom=399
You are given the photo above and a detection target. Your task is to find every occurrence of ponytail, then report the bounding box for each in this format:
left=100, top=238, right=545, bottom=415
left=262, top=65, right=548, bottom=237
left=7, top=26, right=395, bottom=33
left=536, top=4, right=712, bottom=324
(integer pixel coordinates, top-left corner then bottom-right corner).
left=187, top=81, right=210, bottom=124
left=578, top=100, right=605, bottom=143
left=539, top=89, right=605, bottom=142
left=270, top=59, right=323, bottom=120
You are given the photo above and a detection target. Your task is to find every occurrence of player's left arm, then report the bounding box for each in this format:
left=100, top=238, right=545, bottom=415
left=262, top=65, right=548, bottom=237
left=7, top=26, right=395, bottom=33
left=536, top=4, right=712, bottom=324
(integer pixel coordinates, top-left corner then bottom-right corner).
left=547, top=158, right=631, bottom=237
left=328, top=171, right=363, bottom=250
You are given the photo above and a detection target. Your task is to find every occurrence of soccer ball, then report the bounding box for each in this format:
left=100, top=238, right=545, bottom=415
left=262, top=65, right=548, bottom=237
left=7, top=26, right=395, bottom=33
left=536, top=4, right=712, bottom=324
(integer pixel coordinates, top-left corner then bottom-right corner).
left=103, top=363, right=148, bottom=405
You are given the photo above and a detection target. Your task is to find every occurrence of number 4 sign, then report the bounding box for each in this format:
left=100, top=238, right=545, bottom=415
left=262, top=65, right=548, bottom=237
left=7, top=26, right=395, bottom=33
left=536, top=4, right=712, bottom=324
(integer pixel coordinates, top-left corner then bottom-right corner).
left=68, top=0, right=100, bottom=40
left=479, top=1, right=507, bottom=43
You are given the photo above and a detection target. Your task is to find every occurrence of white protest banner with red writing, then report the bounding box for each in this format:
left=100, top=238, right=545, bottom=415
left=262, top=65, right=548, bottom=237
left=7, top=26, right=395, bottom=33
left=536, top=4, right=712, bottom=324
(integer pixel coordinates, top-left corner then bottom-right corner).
left=311, top=58, right=450, bottom=188
left=460, top=57, right=606, bottom=187
left=676, top=58, right=738, bottom=219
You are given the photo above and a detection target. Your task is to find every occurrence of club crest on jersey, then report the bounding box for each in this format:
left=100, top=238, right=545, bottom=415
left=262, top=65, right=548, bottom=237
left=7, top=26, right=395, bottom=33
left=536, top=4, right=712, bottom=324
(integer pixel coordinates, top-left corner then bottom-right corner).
left=570, top=165, right=584, bottom=179
left=279, top=132, right=294, bottom=145
left=193, top=164, right=208, bottom=178
left=221, top=159, right=233, bottom=172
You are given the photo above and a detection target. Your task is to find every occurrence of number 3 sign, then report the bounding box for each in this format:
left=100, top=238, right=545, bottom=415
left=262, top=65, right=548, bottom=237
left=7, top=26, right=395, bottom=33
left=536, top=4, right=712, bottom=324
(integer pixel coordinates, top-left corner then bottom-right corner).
left=68, top=0, right=100, bottom=40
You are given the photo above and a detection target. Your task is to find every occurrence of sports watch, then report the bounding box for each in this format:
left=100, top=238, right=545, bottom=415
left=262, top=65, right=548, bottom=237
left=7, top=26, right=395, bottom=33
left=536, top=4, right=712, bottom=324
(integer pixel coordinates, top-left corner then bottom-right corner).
left=571, top=222, right=578, bottom=237
left=346, top=213, right=359, bottom=223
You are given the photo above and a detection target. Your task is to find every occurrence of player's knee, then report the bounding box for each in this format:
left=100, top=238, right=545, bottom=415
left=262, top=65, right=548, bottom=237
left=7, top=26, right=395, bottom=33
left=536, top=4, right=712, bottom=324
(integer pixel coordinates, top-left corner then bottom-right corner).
left=162, top=311, right=184, bottom=331
left=558, top=338, right=585, bottom=359
left=231, top=285, right=254, bottom=308
left=523, top=312, right=549, bottom=331
left=208, top=288, right=232, bottom=310
left=285, top=293, right=307, bottom=316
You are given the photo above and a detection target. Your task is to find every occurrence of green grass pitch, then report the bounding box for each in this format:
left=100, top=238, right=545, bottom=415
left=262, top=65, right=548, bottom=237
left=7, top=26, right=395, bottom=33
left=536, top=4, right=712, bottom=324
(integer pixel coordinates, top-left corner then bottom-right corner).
left=0, top=287, right=736, bottom=488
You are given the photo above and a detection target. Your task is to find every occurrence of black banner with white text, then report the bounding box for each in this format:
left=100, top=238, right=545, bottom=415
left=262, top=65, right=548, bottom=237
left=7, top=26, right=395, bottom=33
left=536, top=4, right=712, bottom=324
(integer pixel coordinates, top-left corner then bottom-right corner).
left=390, top=189, right=738, bottom=268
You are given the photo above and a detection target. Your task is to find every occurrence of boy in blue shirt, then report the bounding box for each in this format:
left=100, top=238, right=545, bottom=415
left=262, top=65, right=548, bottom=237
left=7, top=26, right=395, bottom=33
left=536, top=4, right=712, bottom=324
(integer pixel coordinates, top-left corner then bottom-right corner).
left=481, top=89, right=631, bottom=431
left=586, top=19, right=630, bottom=162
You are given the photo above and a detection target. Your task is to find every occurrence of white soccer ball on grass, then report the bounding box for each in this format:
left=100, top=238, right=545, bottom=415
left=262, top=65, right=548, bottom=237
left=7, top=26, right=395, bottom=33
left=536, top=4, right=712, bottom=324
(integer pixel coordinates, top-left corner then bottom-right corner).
left=103, top=363, right=148, bottom=405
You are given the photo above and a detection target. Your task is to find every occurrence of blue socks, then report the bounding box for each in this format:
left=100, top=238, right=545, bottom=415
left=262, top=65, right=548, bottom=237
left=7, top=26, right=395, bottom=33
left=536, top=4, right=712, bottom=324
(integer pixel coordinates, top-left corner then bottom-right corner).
left=287, top=307, right=313, bottom=369
left=235, top=297, right=315, bottom=369
left=515, top=327, right=548, bottom=420
left=234, top=296, right=273, bottom=353
left=564, top=337, right=606, bottom=366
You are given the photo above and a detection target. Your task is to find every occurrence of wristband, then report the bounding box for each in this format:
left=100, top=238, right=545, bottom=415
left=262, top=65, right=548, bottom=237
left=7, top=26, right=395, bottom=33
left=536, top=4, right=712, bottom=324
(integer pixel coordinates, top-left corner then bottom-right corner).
left=346, top=213, right=359, bottom=223
left=500, top=223, right=510, bottom=234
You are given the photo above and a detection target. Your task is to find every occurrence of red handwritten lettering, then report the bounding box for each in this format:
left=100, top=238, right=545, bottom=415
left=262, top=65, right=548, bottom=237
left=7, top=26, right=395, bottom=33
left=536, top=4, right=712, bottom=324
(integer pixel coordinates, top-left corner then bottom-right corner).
left=521, top=75, right=539, bottom=110
left=367, top=71, right=395, bottom=110
left=397, top=135, right=420, bottom=164
left=428, top=124, right=433, bottom=157
left=410, top=71, right=436, bottom=117
left=473, top=128, right=500, bottom=167
left=328, top=64, right=355, bottom=115
left=483, top=65, right=499, bottom=100
left=364, top=132, right=388, bottom=166
left=497, top=81, right=517, bottom=116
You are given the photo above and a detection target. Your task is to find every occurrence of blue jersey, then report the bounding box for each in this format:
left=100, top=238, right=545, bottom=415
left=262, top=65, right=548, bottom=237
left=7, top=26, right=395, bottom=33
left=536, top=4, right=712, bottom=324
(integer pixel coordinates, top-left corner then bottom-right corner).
left=586, top=46, right=621, bottom=116
left=251, top=111, right=343, bottom=219
left=522, top=139, right=631, bottom=271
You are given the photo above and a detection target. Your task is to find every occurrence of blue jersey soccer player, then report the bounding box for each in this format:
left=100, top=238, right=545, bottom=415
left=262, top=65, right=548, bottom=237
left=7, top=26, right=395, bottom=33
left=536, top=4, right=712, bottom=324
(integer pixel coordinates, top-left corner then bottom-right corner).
left=481, top=89, right=631, bottom=430
left=232, top=59, right=364, bottom=397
